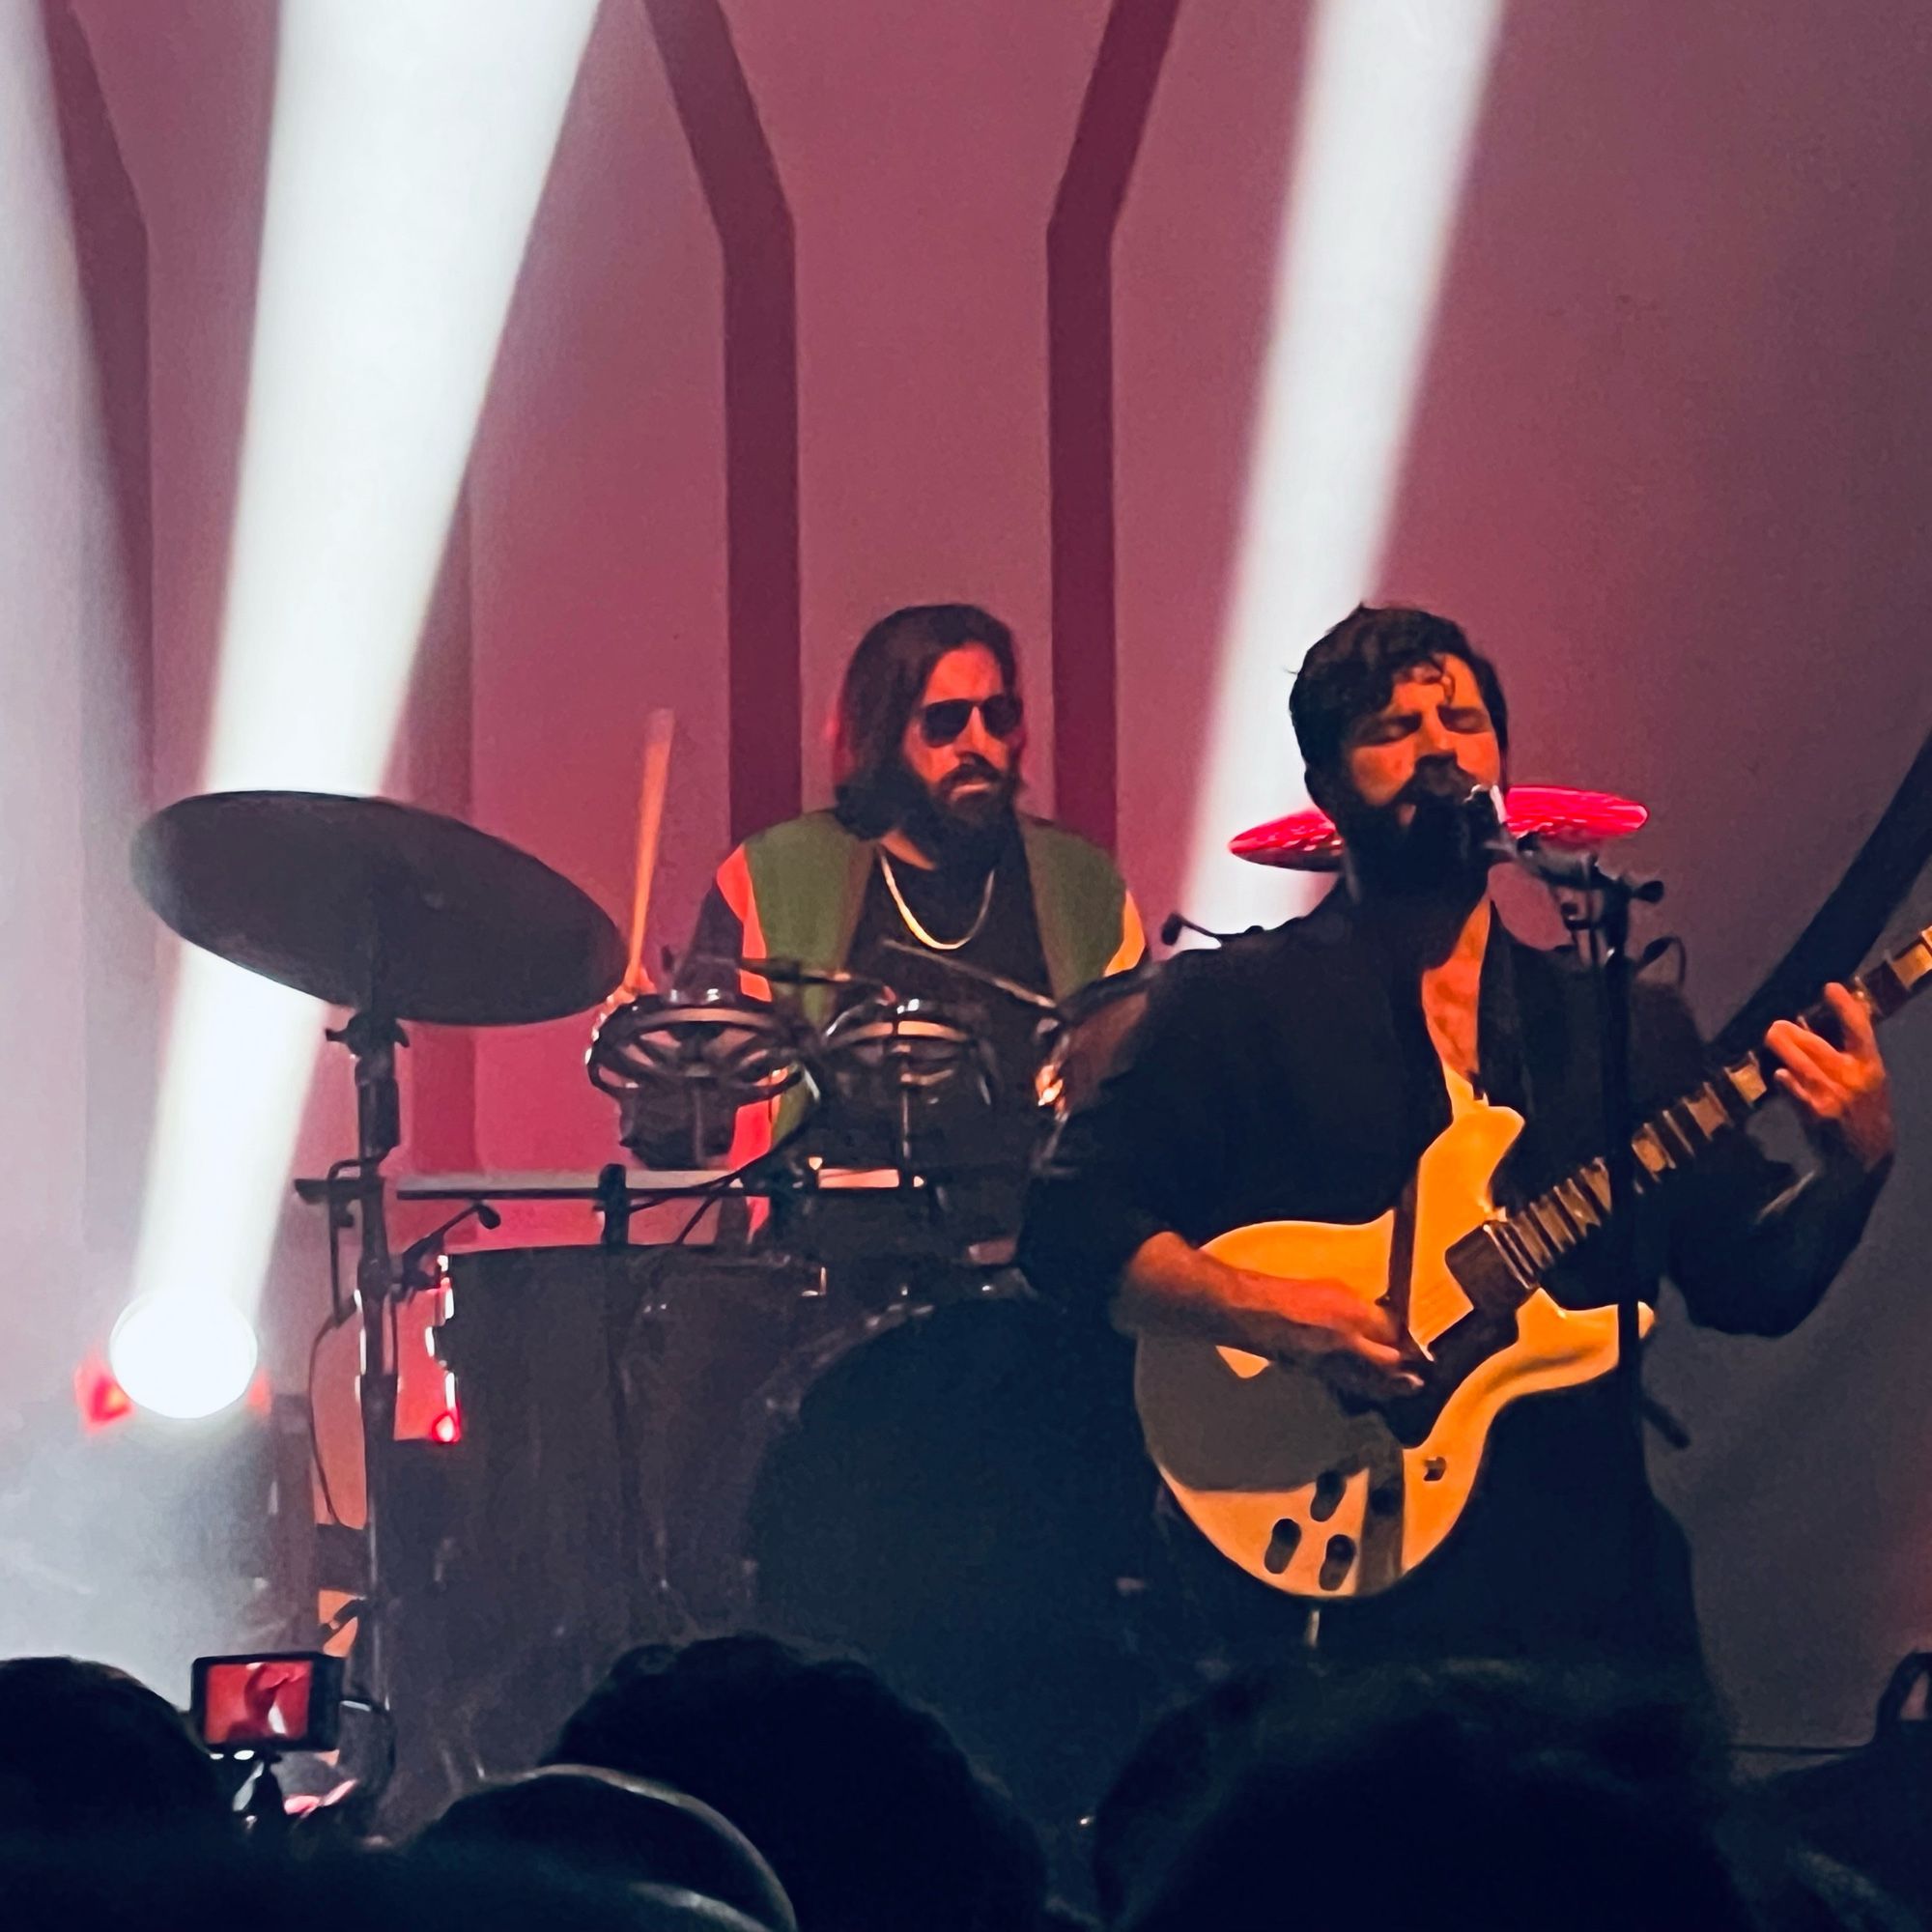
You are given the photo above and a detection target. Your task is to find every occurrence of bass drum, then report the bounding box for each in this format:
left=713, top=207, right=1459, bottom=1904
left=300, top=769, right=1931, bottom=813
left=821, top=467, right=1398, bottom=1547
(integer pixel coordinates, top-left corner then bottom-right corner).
left=745, top=1276, right=1165, bottom=1854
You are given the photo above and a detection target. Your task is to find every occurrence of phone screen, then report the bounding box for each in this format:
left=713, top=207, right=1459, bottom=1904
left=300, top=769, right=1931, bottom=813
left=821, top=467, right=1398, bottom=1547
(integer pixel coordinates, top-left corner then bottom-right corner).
left=192, top=1652, right=341, bottom=1751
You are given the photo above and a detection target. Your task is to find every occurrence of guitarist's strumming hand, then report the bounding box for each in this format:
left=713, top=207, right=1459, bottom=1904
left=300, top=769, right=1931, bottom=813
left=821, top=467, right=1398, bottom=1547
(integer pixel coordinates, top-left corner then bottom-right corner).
left=1766, top=983, right=1896, bottom=1174
left=1240, top=1270, right=1428, bottom=1402
left=1116, top=1233, right=1424, bottom=1401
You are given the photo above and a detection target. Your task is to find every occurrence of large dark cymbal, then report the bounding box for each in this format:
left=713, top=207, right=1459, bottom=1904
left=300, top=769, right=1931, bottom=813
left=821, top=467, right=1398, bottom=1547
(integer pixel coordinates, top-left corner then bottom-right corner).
left=133, top=791, right=626, bottom=1025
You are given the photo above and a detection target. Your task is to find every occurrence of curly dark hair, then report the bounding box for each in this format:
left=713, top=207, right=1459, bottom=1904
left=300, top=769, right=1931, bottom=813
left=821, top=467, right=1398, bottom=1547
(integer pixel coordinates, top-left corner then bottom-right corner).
left=1289, top=605, right=1510, bottom=774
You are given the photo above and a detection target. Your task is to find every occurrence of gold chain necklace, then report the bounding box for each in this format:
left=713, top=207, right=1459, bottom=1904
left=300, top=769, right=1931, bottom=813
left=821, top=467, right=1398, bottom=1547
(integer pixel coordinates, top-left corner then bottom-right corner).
left=878, top=848, right=996, bottom=952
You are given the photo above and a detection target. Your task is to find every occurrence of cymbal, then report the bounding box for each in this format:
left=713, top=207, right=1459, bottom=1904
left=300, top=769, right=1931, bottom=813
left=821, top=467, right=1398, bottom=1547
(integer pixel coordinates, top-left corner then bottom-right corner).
left=133, top=791, right=626, bottom=1025
left=1230, top=784, right=1649, bottom=871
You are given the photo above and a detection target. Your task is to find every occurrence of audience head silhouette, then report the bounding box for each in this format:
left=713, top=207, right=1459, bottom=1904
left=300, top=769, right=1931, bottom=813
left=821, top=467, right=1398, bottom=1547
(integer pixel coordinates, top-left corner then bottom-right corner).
left=420, top=1764, right=795, bottom=1930
left=550, top=1634, right=1048, bottom=1932
left=1117, top=1660, right=1749, bottom=1932
left=0, top=1656, right=230, bottom=1842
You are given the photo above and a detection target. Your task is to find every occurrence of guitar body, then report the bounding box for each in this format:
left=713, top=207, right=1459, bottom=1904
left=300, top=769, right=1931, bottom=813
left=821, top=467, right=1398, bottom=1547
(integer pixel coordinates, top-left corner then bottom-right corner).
left=1133, top=1098, right=1654, bottom=1598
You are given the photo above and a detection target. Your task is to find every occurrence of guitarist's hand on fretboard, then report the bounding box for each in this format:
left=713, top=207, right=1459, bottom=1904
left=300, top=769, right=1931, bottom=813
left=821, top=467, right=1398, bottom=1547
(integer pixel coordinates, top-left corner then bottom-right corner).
left=1766, top=982, right=1896, bottom=1174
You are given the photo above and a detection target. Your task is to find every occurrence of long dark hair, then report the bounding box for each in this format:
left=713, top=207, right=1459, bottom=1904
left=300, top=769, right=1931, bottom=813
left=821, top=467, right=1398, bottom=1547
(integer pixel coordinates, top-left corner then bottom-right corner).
left=832, top=603, right=1019, bottom=837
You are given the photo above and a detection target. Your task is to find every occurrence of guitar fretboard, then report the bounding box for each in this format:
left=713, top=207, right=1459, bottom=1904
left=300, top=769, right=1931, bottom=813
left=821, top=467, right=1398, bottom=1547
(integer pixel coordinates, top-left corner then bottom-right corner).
left=1483, top=923, right=1932, bottom=1286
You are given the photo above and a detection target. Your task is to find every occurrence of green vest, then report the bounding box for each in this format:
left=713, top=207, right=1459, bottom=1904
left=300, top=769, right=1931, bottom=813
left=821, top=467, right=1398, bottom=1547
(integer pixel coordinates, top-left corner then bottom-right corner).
left=739, top=810, right=1135, bottom=1140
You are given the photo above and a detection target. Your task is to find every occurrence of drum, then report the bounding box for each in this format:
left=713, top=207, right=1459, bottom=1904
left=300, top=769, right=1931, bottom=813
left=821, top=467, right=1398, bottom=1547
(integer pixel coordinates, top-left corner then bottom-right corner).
left=378, top=1236, right=1166, bottom=1861
left=820, top=994, right=991, bottom=1101
left=818, top=994, right=995, bottom=1168
left=589, top=988, right=815, bottom=1162
left=745, top=1280, right=1165, bottom=1856
left=376, top=1243, right=1020, bottom=1816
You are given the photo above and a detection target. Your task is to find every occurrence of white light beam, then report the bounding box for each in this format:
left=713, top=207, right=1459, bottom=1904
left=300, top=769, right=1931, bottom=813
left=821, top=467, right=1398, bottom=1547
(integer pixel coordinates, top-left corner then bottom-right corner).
left=120, top=0, right=598, bottom=1416
left=1184, top=0, right=1505, bottom=933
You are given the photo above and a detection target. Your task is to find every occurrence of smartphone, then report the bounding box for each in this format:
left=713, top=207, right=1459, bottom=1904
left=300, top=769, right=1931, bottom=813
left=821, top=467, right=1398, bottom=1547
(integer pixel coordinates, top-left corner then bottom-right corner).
left=190, top=1650, right=343, bottom=1752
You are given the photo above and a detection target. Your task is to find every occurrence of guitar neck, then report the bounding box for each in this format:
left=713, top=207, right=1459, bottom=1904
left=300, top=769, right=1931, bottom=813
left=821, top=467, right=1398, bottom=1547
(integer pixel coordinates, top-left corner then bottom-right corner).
left=1491, top=923, right=1932, bottom=1277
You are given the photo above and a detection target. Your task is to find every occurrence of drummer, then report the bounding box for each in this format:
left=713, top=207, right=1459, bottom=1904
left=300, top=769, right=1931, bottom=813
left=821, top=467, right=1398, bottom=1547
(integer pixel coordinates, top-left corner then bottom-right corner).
left=651, top=602, right=1144, bottom=1242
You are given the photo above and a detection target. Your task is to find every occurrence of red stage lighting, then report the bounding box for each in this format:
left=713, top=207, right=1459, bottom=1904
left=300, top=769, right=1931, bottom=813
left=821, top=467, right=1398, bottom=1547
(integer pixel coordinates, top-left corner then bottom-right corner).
left=1230, top=784, right=1649, bottom=871
left=73, top=1355, right=133, bottom=1432
left=428, top=1406, right=463, bottom=1446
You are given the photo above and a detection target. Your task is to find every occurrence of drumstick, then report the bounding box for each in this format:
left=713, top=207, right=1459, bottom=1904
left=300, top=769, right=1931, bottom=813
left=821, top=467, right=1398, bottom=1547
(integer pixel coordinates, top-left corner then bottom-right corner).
left=622, top=708, right=676, bottom=996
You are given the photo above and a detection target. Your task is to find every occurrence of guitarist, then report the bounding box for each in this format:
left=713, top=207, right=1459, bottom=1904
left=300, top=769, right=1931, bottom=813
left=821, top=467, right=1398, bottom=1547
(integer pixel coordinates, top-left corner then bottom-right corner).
left=1018, top=605, right=1895, bottom=1674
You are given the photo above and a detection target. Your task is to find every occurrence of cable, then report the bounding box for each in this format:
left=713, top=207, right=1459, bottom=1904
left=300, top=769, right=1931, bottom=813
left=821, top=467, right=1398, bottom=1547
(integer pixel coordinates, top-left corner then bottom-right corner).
left=305, top=1306, right=356, bottom=1527
left=668, top=1078, right=825, bottom=1247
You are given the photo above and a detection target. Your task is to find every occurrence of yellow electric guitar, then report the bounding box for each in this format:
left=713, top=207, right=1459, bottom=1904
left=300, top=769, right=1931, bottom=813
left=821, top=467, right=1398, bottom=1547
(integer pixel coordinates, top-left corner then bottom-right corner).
left=1134, top=920, right=1932, bottom=1600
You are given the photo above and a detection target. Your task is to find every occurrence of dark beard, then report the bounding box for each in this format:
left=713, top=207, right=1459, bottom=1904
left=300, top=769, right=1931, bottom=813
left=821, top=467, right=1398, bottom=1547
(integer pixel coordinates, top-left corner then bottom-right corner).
left=884, top=759, right=1017, bottom=873
left=1335, top=761, right=1496, bottom=901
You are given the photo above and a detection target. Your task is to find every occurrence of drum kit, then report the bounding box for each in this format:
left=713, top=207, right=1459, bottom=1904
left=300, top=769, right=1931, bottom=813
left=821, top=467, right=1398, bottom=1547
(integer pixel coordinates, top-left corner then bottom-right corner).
left=129, top=780, right=1645, bottom=1804
left=128, top=789, right=1141, bottom=1753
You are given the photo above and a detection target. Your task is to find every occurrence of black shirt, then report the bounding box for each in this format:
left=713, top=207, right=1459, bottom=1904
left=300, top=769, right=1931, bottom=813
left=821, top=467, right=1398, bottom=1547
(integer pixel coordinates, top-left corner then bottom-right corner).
left=829, top=828, right=1053, bottom=1168
left=1018, top=890, right=1888, bottom=1667
left=796, top=831, right=1053, bottom=1257
left=671, top=820, right=1058, bottom=1246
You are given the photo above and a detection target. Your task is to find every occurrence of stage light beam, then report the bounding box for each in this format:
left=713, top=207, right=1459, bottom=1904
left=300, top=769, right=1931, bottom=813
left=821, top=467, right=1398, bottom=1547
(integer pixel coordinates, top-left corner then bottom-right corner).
left=119, top=0, right=599, bottom=1419
left=1184, top=0, right=1506, bottom=933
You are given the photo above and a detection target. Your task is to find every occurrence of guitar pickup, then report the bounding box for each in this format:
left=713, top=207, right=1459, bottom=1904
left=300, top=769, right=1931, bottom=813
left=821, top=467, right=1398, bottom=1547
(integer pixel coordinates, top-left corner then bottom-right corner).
left=1446, top=1223, right=1533, bottom=1317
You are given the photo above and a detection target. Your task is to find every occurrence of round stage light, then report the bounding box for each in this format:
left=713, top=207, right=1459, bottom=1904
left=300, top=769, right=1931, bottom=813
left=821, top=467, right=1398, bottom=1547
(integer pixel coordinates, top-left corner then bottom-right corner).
left=108, top=1293, right=260, bottom=1420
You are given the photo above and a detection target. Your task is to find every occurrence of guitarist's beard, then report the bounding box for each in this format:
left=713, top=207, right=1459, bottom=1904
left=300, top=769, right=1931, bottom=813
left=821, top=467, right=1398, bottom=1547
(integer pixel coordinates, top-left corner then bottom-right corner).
left=1335, top=760, right=1498, bottom=910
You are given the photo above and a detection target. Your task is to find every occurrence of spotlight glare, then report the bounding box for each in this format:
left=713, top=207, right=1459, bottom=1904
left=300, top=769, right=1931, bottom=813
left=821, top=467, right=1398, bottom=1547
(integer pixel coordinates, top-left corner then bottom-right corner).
left=1184, top=0, right=1506, bottom=932
left=124, top=0, right=599, bottom=1350
left=108, top=1293, right=261, bottom=1422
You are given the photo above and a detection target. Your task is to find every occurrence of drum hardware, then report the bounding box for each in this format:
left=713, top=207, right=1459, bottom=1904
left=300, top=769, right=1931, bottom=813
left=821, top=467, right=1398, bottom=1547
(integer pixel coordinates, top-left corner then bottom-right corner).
left=133, top=790, right=625, bottom=1782
left=588, top=984, right=820, bottom=1166
left=877, top=936, right=1058, bottom=1012
left=384, top=1168, right=952, bottom=1202
left=590, top=952, right=1019, bottom=1204
left=395, top=1200, right=501, bottom=1292
left=870, top=934, right=1156, bottom=1129
left=819, top=994, right=997, bottom=1188
left=737, top=955, right=886, bottom=992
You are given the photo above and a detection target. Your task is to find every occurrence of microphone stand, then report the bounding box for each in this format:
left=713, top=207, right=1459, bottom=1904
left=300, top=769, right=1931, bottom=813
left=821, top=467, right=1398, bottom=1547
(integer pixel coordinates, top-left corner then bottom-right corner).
left=1485, top=795, right=1664, bottom=1628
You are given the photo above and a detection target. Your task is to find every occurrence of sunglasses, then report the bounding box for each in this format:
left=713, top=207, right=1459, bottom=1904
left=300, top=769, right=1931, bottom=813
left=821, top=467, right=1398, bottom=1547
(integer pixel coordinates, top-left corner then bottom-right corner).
left=917, top=694, right=1025, bottom=747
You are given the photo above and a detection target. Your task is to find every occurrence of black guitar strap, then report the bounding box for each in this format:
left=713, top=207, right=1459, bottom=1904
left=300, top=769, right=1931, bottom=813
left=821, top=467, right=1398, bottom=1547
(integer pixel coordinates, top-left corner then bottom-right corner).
left=1382, top=1171, right=1420, bottom=1338
left=1360, top=1172, right=1419, bottom=1595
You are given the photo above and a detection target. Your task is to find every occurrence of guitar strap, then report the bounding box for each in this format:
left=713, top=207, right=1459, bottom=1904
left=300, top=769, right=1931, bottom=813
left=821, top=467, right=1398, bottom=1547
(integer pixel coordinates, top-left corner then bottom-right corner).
left=1382, top=1171, right=1420, bottom=1337
left=1354, top=1171, right=1422, bottom=1596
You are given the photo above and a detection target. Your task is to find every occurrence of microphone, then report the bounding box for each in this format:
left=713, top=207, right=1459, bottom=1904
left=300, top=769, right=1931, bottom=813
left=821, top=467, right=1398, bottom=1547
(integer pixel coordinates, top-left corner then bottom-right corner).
left=1460, top=781, right=1520, bottom=868
left=1467, top=781, right=1661, bottom=898
left=397, top=1199, right=500, bottom=1292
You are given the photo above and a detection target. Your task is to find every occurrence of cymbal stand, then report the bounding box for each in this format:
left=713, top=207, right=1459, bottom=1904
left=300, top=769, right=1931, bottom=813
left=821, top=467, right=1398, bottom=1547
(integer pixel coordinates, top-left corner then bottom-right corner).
left=320, top=1006, right=407, bottom=1767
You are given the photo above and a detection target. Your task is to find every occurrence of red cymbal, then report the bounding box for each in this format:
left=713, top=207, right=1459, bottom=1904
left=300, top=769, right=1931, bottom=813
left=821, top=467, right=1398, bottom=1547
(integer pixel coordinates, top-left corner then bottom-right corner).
left=1230, top=785, right=1649, bottom=871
